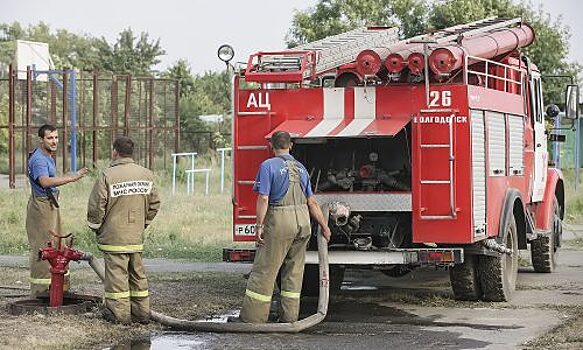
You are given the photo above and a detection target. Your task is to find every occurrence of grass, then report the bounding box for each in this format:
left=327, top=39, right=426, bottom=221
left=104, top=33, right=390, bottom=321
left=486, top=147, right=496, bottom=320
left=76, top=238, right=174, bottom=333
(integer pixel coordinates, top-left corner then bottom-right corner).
left=0, top=155, right=241, bottom=262
left=562, top=169, right=583, bottom=223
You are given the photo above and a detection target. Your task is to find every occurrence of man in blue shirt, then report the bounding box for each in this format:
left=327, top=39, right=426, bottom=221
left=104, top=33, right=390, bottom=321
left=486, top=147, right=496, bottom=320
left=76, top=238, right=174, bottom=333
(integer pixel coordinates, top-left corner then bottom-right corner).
left=26, top=124, right=88, bottom=297
left=240, top=130, right=331, bottom=323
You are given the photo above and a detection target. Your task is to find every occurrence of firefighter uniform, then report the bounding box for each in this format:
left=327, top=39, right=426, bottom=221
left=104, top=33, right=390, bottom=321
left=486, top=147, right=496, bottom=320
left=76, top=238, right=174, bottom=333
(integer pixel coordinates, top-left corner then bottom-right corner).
left=26, top=148, right=70, bottom=296
left=240, top=157, right=312, bottom=323
left=87, top=157, right=160, bottom=324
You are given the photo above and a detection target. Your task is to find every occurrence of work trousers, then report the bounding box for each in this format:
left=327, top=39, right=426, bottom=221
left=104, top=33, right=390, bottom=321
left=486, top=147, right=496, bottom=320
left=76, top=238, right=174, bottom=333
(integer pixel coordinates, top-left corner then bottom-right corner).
left=25, top=195, right=69, bottom=296
left=240, top=205, right=311, bottom=323
left=103, top=252, right=150, bottom=324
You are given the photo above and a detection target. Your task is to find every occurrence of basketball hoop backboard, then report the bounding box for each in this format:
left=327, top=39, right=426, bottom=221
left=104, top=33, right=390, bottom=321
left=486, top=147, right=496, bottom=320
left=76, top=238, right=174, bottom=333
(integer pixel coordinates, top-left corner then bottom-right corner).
left=15, top=40, right=53, bottom=81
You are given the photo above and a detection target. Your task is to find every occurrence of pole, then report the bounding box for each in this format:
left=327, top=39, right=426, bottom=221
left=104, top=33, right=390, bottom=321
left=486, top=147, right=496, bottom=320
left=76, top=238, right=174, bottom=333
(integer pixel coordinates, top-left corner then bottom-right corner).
left=70, top=69, right=77, bottom=172
left=172, top=154, right=177, bottom=195
left=576, top=117, right=581, bottom=190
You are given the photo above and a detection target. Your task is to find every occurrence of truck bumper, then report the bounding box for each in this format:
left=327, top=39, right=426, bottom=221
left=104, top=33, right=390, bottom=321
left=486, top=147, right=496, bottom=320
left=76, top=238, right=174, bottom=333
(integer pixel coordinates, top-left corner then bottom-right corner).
left=223, top=247, right=464, bottom=266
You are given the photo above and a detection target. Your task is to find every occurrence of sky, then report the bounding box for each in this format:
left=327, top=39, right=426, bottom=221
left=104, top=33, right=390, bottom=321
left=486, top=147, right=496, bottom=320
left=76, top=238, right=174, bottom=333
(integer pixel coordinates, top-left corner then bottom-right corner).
left=0, top=0, right=581, bottom=74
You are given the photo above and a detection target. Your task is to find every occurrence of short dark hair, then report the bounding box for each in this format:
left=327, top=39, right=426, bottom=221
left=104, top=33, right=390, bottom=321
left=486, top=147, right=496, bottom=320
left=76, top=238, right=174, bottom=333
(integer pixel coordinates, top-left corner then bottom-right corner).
left=113, top=136, right=134, bottom=157
left=38, top=124, right=57, bottom=138
left=270, top=131, right=291, bottom=150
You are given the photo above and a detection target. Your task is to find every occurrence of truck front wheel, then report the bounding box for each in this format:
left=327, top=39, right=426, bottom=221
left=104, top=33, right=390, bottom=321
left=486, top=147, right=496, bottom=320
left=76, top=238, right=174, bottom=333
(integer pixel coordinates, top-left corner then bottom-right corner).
left=478, top=214, right=519, bottom=302
left=531, top=197, right=560, bottom=273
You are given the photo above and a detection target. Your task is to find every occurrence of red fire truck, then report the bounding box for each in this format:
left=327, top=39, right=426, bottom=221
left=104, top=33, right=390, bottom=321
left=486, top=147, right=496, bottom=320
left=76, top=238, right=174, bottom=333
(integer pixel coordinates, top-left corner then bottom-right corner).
left=222, top=17, right=579, bottom=302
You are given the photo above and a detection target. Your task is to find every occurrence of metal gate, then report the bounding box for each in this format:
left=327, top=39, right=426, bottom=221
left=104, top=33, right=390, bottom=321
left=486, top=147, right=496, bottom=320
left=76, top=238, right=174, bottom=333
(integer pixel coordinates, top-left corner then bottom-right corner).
left=0, top=65, right=180, bottom=189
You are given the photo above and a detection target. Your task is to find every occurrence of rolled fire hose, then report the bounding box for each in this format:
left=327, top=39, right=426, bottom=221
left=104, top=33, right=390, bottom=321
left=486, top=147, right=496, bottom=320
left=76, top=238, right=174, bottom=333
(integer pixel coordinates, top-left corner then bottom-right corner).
left=86, top=205, right=330, bottom=333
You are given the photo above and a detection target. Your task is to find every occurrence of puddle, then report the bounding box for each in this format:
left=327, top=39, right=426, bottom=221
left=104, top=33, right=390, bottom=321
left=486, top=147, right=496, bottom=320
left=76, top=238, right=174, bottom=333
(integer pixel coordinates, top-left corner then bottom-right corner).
left=195, top=309, right=239, bottom=323
left=106, top=332, right=215, bottom=350
left=341, top=285, right=379, bottom=291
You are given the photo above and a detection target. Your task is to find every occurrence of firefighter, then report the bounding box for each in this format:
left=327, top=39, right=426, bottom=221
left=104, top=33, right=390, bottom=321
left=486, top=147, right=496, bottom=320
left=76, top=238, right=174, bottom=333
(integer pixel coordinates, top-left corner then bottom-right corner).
left=87, top=136, right=160, bottom=324
left=239, top=131, right=331, bottom=323
left=26, top=124, right=88, bottom=297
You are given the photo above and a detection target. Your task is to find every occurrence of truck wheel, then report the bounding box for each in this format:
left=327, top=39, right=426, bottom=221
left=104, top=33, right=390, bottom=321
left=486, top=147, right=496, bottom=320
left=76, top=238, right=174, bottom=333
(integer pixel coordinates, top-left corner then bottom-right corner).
left=531, top=198, right=560, bottom=273
left=301, top=265, right=344, bottom=297
left=479, top=214, right=519, bottom=302
left=449, top=255, right=482, bottom=301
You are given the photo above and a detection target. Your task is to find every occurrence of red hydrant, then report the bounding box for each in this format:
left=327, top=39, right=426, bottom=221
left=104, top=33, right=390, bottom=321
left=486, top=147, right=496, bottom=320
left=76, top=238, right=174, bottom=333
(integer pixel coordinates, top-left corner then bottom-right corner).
left=39, top=231, right=89, bottom=307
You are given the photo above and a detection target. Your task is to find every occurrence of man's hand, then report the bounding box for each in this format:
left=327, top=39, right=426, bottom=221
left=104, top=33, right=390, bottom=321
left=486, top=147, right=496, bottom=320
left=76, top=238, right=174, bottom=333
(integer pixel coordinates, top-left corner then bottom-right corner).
left=256, top=226, right=265, bottom=247
left=76, top=167, right=89, bottom=179
left=321, top=225, right=332, bottom=242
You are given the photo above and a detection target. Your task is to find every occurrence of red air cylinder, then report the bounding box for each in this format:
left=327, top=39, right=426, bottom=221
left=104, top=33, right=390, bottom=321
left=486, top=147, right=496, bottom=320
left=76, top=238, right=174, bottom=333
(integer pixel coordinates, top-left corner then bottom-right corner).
left=385, top=52, right=407, bottom=74
left=429, top=24, right=535, bottom=76
left=407, top=52, right=426, bottom=76
left=356, top=48, right=390, bottom=76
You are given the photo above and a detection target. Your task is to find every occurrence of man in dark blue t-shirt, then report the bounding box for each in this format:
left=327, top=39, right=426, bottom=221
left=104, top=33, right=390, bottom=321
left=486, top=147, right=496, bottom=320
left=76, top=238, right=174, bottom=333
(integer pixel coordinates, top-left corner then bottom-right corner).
left=26, top=124, right=88, bottom=296
left=240, top=131, right=331, bottom=323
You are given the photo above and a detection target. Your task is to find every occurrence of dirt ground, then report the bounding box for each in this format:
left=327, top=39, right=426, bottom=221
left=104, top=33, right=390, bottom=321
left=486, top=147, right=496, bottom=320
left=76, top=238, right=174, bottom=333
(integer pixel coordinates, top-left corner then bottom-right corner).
left=0, top=236, right=582, bottom=349
left=0, top=268, right=247, bottom=349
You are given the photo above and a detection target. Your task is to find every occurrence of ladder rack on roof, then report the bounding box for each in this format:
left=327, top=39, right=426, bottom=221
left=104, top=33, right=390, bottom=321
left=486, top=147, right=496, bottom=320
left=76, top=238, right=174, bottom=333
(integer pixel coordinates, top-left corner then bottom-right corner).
left=245, top=27, right=399, bottom=83
left=409, top=17, right=523, bottom=45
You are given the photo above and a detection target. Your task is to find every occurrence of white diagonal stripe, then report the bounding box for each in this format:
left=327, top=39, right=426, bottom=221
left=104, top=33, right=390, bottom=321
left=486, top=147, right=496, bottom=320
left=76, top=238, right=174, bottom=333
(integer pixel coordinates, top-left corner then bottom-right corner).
left=337, top=87, right=375, bottom=136
left=306, top=88, right=344, bottom=137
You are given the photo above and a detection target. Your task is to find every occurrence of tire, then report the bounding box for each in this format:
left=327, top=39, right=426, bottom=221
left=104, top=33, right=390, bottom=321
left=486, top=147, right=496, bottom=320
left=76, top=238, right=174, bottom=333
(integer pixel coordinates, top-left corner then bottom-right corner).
left=450, top=255, right=482, bottom=301
left=531, top=197, right=560, bottom=273
left=301, top=265, right=345, bottom=297
left=478, top=214, right=519, bottom=302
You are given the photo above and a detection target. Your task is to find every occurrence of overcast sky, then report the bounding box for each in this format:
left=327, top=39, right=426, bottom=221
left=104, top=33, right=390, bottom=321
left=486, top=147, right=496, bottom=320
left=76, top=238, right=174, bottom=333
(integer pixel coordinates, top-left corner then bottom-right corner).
left=1, top=0, right=580, bottom=74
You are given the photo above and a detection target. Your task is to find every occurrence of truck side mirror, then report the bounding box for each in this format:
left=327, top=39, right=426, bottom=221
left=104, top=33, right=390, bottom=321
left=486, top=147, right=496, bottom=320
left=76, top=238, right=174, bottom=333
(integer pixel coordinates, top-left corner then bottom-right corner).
left=564, top=84, right=579, bottom=120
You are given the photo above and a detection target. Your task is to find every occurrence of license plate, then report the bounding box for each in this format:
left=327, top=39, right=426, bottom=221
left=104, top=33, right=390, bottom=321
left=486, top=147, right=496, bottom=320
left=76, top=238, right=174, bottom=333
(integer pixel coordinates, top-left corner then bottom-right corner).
left=234, top=224, right=256, bottom=236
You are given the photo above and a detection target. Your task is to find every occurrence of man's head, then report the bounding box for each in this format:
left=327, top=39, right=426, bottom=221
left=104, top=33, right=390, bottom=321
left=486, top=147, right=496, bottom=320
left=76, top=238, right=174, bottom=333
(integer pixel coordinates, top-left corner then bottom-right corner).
left=37, top=124, right=58, bottom=153
left=270, top=131, right=292, bottom=152
left=113, top=136, right=134, bottom=159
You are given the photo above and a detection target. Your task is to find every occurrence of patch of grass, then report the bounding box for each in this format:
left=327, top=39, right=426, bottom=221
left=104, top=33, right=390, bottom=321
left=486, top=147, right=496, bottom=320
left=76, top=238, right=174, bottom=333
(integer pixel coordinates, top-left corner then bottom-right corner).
left=0, top=160, right=234, bottom=262
left=523, top=305, right=583, bottom=349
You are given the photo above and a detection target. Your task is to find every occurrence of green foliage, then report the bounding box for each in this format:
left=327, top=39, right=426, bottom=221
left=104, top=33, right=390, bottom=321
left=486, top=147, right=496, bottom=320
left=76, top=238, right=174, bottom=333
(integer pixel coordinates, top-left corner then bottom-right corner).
left=162, top=59, right=195, bottom=97
left=99, top=28, right=165, bottom=75
left=0, top=22, right=164, bottom=75
left=286, top=0, right=427, bottom=47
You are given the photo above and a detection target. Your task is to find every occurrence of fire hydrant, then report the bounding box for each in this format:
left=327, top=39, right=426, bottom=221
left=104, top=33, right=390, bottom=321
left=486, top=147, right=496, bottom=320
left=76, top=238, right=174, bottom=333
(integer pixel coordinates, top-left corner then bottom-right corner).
left=39, top=231, right=89, bottom=307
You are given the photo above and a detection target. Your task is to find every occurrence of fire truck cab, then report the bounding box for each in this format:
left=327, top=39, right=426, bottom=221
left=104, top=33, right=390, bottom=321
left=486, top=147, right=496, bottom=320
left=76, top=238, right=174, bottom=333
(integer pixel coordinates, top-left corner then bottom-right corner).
left=223, top=18, right=579, bottom=302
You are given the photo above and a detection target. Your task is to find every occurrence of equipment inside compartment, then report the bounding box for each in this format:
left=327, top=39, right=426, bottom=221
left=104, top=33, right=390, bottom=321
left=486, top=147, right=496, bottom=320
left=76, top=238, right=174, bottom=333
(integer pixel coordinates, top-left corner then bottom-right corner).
left=291, top=127, right=412, bottom=193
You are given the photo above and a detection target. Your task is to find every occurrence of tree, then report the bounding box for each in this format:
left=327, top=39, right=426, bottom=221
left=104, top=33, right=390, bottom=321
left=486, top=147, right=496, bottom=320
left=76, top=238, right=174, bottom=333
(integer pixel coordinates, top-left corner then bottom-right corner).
left=0, top=22, right=109, bottom=71
left=286, top=0, right=428, bottom=47
left=100, top=28, right=165, bottom=75
left=162, top=59, right=196, bottom=97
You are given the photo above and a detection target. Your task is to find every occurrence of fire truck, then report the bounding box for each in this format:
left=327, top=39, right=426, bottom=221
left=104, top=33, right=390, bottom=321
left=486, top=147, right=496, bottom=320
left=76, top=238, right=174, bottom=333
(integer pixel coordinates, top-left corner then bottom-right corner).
left=221, top=17, right=579, bottom=302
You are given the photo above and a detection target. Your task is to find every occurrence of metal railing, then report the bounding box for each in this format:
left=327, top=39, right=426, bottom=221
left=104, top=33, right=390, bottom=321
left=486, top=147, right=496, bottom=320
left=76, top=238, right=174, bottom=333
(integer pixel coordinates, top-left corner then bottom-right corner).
left=464, top=55, right=524, bottom=94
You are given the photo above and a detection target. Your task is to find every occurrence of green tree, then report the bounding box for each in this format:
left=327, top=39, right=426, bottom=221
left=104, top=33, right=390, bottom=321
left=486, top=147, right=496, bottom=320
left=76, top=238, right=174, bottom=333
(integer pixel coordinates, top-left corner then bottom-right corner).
left=163, top=59, right=195, bottom=97
left=100, top=28, right=165, bottom=75
left=286, top=0, right=428, bottom=47
left=0, top=21, right=108, bottom=71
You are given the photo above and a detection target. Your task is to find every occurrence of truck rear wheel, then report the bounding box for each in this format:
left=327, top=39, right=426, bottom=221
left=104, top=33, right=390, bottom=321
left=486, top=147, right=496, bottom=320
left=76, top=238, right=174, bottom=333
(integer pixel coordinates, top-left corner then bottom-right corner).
left=302, top=265, right=344, bottom=297
left=478, top=214, right=519, bottom=302
left=531, top=197, right=560, bottom=273
left=449, top=255, right=482, bottom=301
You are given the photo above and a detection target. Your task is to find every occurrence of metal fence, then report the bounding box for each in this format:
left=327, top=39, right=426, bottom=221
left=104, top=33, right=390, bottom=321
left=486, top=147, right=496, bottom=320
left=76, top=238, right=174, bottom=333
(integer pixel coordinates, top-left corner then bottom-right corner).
left=0, top=65, right=180, bottom=189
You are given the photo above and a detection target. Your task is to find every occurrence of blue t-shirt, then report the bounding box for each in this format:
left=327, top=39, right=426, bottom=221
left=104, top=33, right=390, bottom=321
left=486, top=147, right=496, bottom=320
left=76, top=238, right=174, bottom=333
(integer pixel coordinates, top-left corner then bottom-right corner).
left=28, top=148, right=57, bottom=196
left=253, top=154, right=314, bottom=204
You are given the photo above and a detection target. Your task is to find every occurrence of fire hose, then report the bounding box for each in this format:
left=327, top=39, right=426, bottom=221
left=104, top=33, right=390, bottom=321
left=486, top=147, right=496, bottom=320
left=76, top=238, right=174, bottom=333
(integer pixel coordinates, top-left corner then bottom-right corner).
left=86, top=205, right=330, bottom=333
